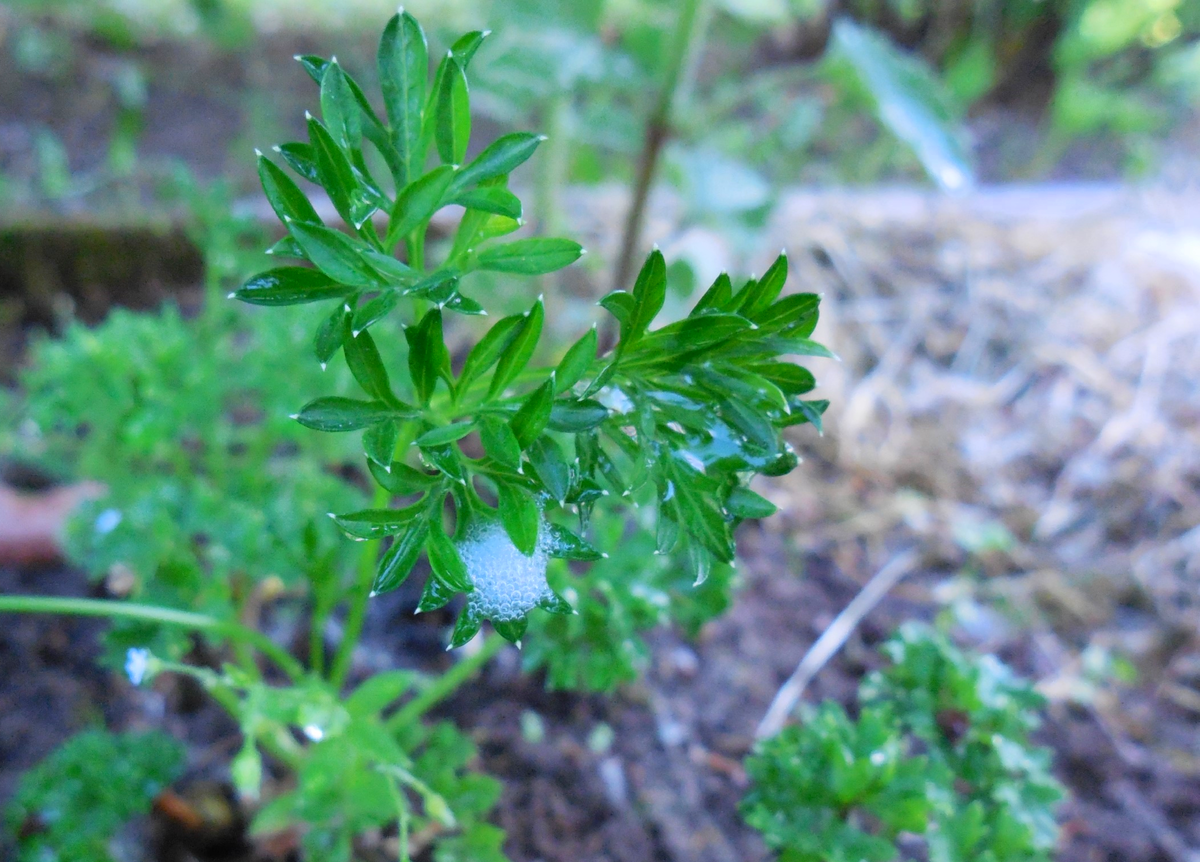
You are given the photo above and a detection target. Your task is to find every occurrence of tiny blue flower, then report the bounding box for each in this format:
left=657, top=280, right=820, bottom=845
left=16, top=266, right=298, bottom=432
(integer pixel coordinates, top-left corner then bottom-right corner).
left=125, top=648, right=151, bottom=686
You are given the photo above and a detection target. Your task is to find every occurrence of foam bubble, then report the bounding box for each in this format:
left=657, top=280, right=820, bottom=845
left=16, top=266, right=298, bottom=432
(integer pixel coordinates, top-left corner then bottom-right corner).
left=456, top=515, right=552, bottom=622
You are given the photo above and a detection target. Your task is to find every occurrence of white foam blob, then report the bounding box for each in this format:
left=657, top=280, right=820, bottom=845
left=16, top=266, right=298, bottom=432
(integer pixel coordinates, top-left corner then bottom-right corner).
left=456, top=515, right=552, bottom=622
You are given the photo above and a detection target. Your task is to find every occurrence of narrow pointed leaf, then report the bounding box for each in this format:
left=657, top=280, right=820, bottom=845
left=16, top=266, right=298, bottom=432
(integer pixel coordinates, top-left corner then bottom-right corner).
left=449, top=132, right=542, bottom=195
left=331, top=506, right=421, bottom=540
left=379, top=12, right=428, bottom=184
left=527, top=436, right=570, bottom=502
left=448, top=604, right=483, bottom=648
left=509, top=379, right=555, bottom=449
left=537, top=590, right=574, bottom=614
left=543, top=522, right=602, bottom=561
left=547, top=399, right=608, bottom=432
left=628, top=249, right=667, bottom=341
left=308, top=115, right=360, bottom=225
left=288, top=220, right=382, bottom=287
left=492, top=616, right=527, bottom=644
left=426, top=519, right=472, bottom=593
left=554, top=327, right=596, bottom=393
left=258, top=154, right=322, bottom=225
left=459, top=313, right=523, bottom=394
left=476, top=238, right=582, bottom=275
left=453, top=186, right=522, bottom=220
left=352, top=290, right=401, bottom=335
left=434, top=56, right=470, bottom=165
left=416, top=422, right=474, bottom=448
left=489, top=298, right=543, bottom=397
left=725, top=485, right=778, bottom=519
left=479, top=415, right=521, bottom=469
left=368, top=459, right=441, bottom=495
left=278, top=141, right=319, bottom=183
left=295, top=397, right=408, bottom=432
left=387, top=165, right=454, bottom=247
left=416, top=571, right=455, bottom=612
left=235, top=267, right=349, bottom=306
left=315, top=302, right=350, bottom=365
left=497, top=481, right=539, bottom=556
left=363, top=418, right=399, bottom=465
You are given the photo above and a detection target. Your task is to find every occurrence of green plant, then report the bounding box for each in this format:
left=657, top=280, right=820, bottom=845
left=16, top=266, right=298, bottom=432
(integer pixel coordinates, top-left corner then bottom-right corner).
left=4, top=729, right=186, bottom=862
left=742, top=624, right=1065, bottom=862
left=1, top=10, right=829, bottom=860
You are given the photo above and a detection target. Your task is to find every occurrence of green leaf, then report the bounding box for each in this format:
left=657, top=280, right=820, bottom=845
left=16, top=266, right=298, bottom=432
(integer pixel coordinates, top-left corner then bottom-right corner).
left=258, top=153, right=321, bottom=226
left=278, top=141, right=319, bottom=183
left=320, top=60, right=362, bottom=150
left=459, top=313, right=523, bottom=394
left=735, top=252, right=788, bottom=318
left=368, top=459, right=440, bottom=495
left=449, top=29, right=489, bottom=68
left=288, top=220, right=381, bottom=288
left=363, top=418, right=399, bottom=465
left=234, top=267, right=350, bottom=306
left=509, top=379, right=555, bottom=449
left=628, top=249, right=667, bottom=343
left=406, top=308, right=448, bottom=405
left=478, top=415, right=521, bottom=469
left=294, top=396, right=410, bottom=432
left=331, top=506, right=421, bottom=540
left=386, top=164, right=454, bottom=247
left=543, top=521, right=602, bottom=561
left=599, top=291, right=636, bottom=328
left=497, top=481, right=539, bottom=556
left=693, top=272, right=732, bottom=313
left=434, top=56, right=470, bottom=165
left=420, top=443, right=466, bottom=484
left=476, top=238, right=583, bottom=275
left=537, top=590, right=574, bottom=614
left=372, top=519, right=428, bottom=595
left=661, top=455, right=734, bottom=563
left=427, top=517, right=472, bottom=593
left=832, top=18, right=974, bottom=192
left=527, top=436, right=570, bottom=502
left=453, top=186, right=522, bottom=220
left=416, top=422, right=474, bottom=447
left=414, top=575, right=453, bottom=614
left=449, top=604, right=483, bottom=648
left=449, top=132, right=542, bottom=195
left=554, top=327, right=597, bottom=393
left=378, top=11, right=428, bottom=185
left=351, top=290, right=401, bottom=335
left=308, top=114, right=362, bottom=226
left=492, top=616, right=527, bottom=644
left=314, top=302, right=349, bottom=366
left=343, top=328, right=394, bottom=403
left=750, top=362, right=816, bottom=396
left=725, top=485, right=778, bottom=519
left=547, top=399, right=608, bottom=432
left=768, top=336, right=836, bottom=359
left=489, top=298, right=543, bottom=397
left=265, top=235, right=305, bottom=259
left=753, top=292, right=820, bottom=333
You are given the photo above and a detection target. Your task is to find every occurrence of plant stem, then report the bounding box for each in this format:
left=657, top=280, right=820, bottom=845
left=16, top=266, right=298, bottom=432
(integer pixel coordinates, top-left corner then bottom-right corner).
left=329, top=422, right=419, bottom=689
left=611, top=0, right=711, bottom=293
left=0, top=595, right=305, bottom=682
left=386, top=632, right=506, bottom=733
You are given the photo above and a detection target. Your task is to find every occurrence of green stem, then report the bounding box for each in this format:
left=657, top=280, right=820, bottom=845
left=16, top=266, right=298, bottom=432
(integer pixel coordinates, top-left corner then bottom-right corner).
left=386, top=632, right=506, bottom=733
left=328, top=421, right=419, bottom=689
left=611, top=0, right=711, bottom=293
left=407, top=225, right=427, bottom=272
left=0, top=595, right=305, bottom=682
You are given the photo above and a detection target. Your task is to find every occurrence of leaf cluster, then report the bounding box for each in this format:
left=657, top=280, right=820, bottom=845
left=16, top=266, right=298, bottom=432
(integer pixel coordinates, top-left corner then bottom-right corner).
left=235, top=12, right=829, bottom=643
left=180, top=665, right=503, bottom=862
left=4, top=729, right=186, bottom=862
left=742, top=624, right=1065, bottom=862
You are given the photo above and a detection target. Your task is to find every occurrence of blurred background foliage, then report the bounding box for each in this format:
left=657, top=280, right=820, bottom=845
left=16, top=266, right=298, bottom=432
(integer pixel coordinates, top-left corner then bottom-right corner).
left=1, top=0, right=1196, bottom=223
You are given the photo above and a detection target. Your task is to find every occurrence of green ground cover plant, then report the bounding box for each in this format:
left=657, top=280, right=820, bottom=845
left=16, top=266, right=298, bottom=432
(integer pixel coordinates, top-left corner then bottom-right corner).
left=0, top=9, right=1066, bottom=862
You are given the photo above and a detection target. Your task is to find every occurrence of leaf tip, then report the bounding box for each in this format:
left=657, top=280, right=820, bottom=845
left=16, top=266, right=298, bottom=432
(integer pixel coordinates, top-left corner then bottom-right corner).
left=319, top=362, right=327, bottom=371
left=288, top=413, right=300, bottom=420
left=227, top=291, right=237, bottom=300
left=369, top=590, right=378, bottom=598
